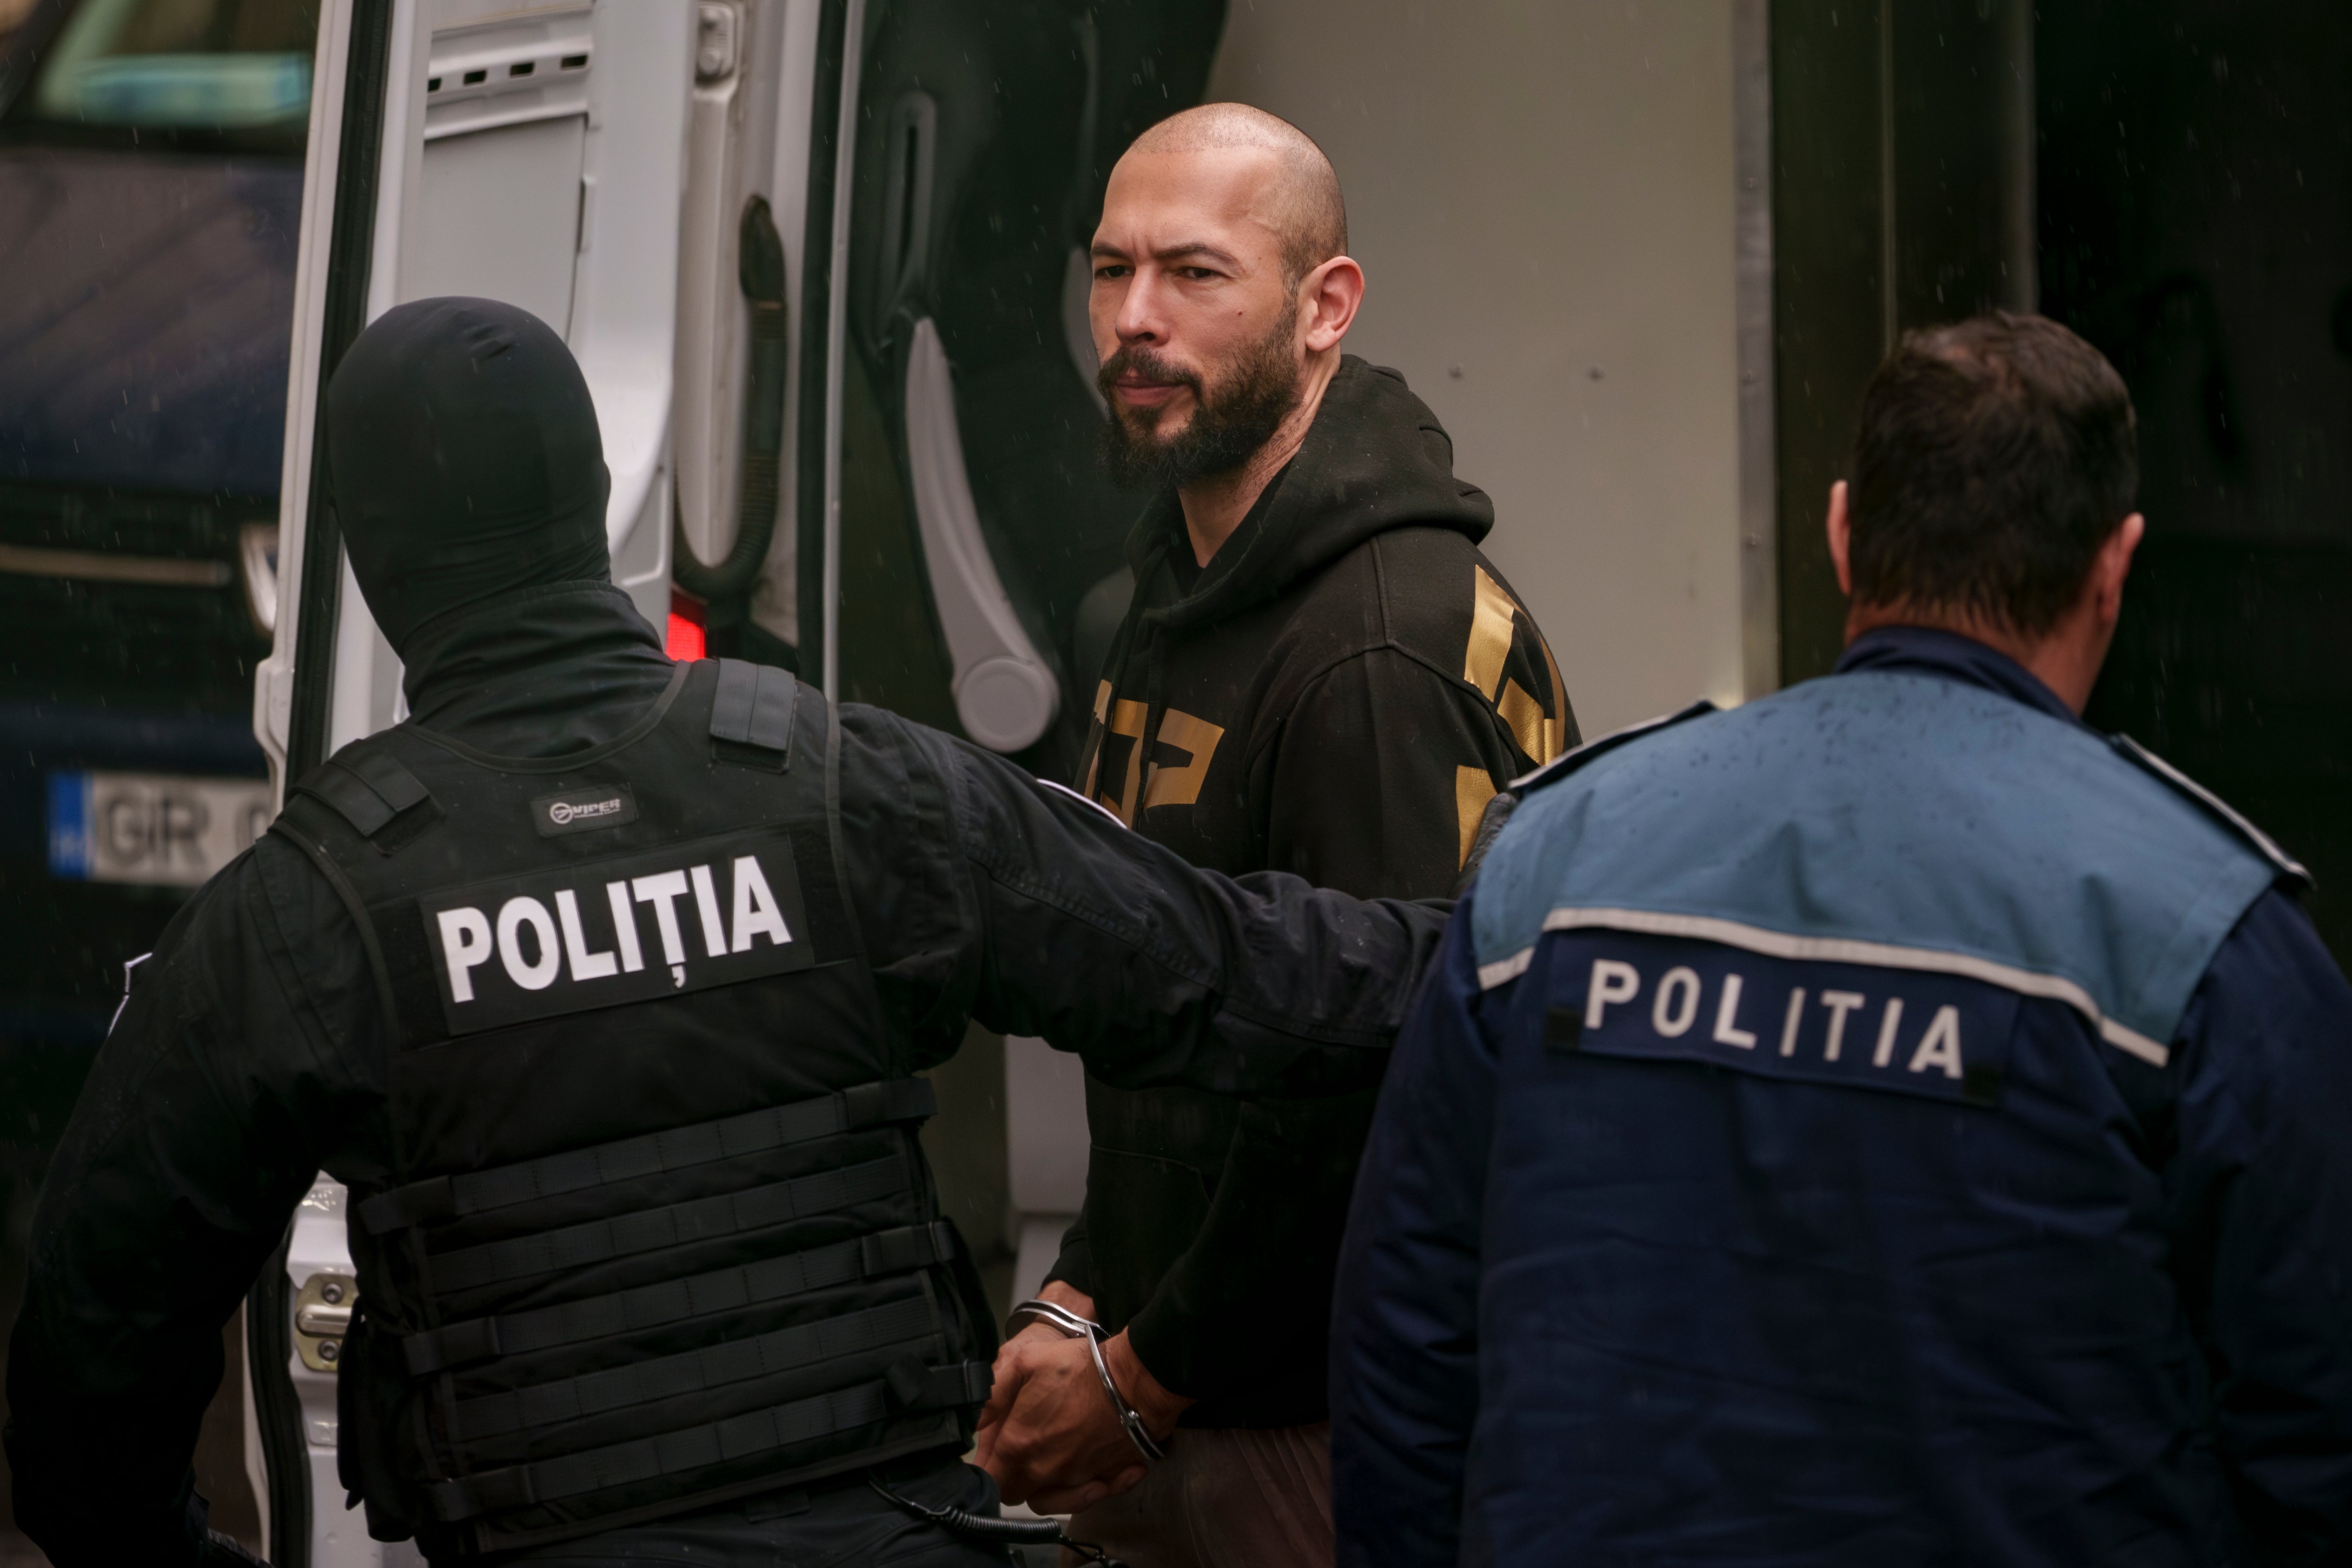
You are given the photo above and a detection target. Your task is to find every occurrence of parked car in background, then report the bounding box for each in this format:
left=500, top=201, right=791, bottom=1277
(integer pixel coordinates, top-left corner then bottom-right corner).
left=0, top=1, right=312, bottom=1549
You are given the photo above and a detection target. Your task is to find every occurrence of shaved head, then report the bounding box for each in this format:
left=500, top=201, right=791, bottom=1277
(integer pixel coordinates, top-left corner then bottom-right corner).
left=1088, top=101, right=1366, bottom=532
left=1130, top=103, right=1347, bottom=285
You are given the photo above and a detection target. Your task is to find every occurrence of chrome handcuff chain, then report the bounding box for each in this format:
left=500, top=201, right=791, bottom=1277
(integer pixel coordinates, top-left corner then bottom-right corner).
left=1006, top=1297, right=1170, bottom=1464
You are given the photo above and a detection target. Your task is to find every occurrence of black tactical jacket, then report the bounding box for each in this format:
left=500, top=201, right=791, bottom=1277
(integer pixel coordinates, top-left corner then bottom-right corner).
left=3, top=583, right=1443, bottom=1568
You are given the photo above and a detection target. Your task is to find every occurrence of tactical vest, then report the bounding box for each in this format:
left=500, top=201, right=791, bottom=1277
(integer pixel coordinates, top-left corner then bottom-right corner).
left=271, top=660, right=993, bottom=1559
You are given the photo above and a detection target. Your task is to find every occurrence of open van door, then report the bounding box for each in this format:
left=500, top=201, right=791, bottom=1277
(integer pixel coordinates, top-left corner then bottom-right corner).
left=808, top=0, right=1223, bottom=777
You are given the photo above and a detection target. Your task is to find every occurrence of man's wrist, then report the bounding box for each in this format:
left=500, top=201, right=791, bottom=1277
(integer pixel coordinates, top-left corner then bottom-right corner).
left=1103, top=1330, right=1193, bottom=1437
left=1007, top=1280, right=1098, bottom=1344
left=1038, top=1278, right=1096, bottom=1320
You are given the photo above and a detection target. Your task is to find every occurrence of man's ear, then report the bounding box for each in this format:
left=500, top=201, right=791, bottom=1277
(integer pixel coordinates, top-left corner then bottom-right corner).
left=1826, top=481, right=1853, bottom=596
left=2093, top=513, right=2146, bottom=626
left=1300, top=255, right=1364, bottom=353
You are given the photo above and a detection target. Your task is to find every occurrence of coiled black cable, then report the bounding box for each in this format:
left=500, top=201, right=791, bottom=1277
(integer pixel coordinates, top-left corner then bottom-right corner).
left=868, top=1475, right=1128, bottom=1567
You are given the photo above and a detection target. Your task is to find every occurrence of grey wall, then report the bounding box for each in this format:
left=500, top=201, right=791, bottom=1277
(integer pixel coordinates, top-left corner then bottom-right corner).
left=1208, top=0, right=1746, bottom=734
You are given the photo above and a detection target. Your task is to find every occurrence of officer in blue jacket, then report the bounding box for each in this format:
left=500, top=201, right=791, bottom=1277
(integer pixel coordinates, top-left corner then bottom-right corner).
left=1330, top=311, right=2352, bottom=1567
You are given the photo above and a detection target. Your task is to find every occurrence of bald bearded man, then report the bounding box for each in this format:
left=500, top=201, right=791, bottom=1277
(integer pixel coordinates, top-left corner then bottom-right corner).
left=972, top=106, right=1578, bottom=1567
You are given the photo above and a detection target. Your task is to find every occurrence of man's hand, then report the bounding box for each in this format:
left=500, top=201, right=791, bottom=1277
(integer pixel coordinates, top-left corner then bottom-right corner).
left=970, top=1282, right=1193, bottom=1513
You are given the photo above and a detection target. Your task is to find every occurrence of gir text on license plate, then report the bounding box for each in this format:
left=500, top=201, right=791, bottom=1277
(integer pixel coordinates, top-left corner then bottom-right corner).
left=48, top=770, right=274, bottom=887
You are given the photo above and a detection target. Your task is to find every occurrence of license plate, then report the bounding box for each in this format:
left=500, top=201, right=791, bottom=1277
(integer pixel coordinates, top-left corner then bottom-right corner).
left=48, top=770, right=275, bottom=887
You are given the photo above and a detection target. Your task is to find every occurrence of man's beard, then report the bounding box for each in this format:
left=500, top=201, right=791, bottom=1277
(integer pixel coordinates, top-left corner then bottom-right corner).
left=1097, top=317, right=1302, bottom=491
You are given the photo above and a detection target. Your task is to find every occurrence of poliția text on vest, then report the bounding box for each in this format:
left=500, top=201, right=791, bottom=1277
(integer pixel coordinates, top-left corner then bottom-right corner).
left=437, top=853, right=793, bottom=1000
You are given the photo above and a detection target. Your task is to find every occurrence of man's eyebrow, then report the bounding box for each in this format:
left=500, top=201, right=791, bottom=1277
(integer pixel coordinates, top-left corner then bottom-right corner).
left=1087, top=240, right=1242, bottom=270
left=1153, top=241, right=1241, bottom=269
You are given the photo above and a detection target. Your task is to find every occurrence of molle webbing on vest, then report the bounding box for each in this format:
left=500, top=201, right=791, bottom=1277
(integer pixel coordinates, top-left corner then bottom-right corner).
left=445, top=1294, right=940, bottom=1442
left=422, top=1155, right=911, bottom=1296
left=360, top=1079, right=937, bottom=1235
left=401, top=1221, right=960, bottom=1375
left=709, top=658, right=796, bottom=767
left=293, top=745, right=432, bottom=836
left=425, top=1361, right=994, bottom=1524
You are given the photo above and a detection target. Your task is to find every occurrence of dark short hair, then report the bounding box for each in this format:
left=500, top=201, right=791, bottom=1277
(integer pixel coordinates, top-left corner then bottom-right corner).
left=1849, top=311, right=2138, bottom=638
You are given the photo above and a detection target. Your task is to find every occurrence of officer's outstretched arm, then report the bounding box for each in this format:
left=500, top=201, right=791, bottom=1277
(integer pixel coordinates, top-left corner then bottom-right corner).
left=4, top=858, right=340, bottom=1567
left=877, top=717, right=1448, bottom=1094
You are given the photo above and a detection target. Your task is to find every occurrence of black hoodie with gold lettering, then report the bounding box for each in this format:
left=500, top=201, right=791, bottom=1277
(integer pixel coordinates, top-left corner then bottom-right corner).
left=1049, top=355, right=1578, bottom=1427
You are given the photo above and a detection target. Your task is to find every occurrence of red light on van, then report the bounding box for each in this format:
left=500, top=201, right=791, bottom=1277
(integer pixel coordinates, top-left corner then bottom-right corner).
left=666, top=589, right=707, bottom=662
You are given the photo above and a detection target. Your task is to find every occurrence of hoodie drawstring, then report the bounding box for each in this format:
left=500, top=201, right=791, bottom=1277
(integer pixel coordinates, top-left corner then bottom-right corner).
left=1095, top=529, right=1175, bottom=812
left=1137, top=604, right=1173, bottom=800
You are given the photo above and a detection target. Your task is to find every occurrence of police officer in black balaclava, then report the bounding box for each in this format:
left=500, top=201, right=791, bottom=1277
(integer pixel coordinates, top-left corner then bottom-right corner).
left=330, top=296, right=614, bottom=652
left=4, top=299, right=1444, bottom=1568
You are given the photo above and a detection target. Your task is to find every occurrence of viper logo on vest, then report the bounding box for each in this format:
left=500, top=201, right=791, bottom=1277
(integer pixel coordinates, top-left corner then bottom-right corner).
left=531, top=783, right=640, bottom=836
left=419, top=829, right=814, bottom=1032
left=1547, top=934, right=2016, bottom=1108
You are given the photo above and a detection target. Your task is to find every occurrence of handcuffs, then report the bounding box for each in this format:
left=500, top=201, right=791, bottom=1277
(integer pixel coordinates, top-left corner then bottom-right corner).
left=1006, top=1297, right=1169, bottom=1464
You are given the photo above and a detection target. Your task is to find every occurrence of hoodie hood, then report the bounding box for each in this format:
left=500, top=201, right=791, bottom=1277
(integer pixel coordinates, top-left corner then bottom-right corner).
left=1124, top=355, right=1492, bottom=632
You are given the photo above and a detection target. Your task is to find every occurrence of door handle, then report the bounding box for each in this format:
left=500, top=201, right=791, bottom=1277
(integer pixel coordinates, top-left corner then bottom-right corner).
left=903, top=317, right=1060, bottom=752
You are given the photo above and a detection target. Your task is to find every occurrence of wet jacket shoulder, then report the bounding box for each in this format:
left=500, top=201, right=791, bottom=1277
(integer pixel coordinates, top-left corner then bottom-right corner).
left=1257, top=523, right=1571, bottom=879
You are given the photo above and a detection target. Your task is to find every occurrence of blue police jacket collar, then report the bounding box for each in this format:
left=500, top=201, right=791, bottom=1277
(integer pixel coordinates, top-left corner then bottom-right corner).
left=1832, top=624, right=2076, bottom=726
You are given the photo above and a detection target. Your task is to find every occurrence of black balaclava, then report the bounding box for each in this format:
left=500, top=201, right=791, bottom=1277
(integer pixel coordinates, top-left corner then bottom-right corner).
left=326, top=297, right=611, bottom=653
